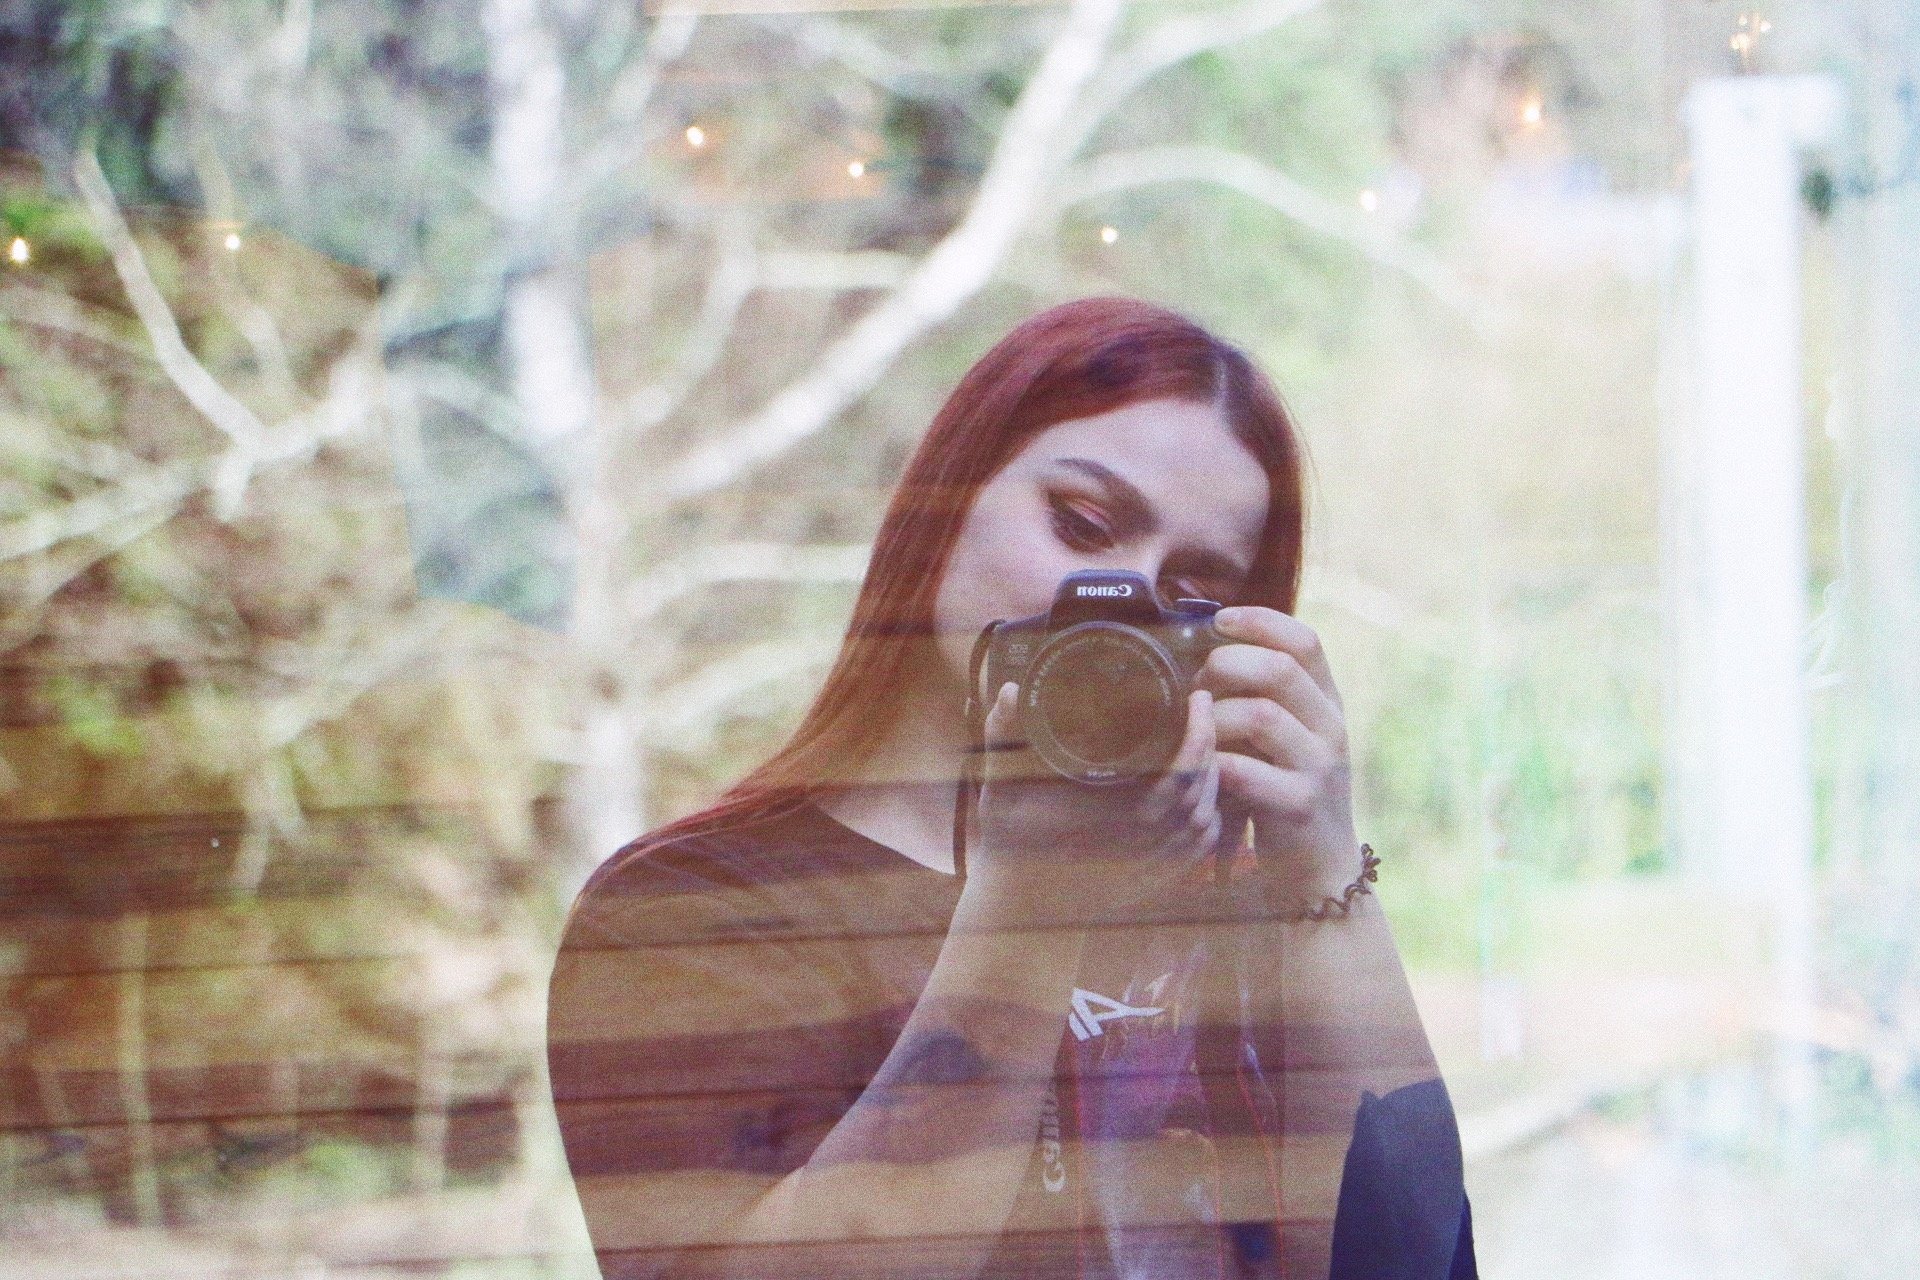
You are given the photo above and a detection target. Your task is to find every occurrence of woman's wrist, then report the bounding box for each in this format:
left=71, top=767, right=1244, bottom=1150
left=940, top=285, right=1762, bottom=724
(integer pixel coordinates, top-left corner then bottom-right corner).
left=1261, top=843, right=1379, bottom=921
left=930, top=883, right=1088, bottom=1056
left=954, top=863, right=1094, bottom=937
left=1249, top=820, right=1378, bottom=920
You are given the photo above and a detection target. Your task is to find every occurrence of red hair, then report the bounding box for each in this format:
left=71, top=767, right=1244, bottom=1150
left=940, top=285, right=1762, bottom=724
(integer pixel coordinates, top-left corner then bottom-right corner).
left=634, top=297, right=1307, bottom=850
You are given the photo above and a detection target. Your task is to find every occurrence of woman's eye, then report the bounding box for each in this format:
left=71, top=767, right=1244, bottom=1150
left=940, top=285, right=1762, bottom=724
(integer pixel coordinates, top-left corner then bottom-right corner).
left=1161, top=571, right=1227, bottom=603
left=1048, top=496, right=1112, bottom=551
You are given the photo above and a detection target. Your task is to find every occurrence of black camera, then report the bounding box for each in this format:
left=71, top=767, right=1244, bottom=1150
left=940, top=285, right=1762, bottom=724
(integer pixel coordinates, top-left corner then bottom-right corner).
left=975, top=570, right=1225, bottom=785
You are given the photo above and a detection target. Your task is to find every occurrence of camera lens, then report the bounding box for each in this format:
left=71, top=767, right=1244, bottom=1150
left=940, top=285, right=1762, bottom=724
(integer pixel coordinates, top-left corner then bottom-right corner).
left=1026, top=623, right=1182, bottom=783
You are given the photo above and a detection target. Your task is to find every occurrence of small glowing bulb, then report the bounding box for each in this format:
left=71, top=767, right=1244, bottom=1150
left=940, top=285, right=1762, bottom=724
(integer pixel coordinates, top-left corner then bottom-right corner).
left=1099, top=225, right=1119, bottom=245
left=7, top=236, right=27, bottom=265
left=685, top=124, right=706, bottom=148
left=1759, top=18, right=1772, bottom=32
left=223, top=231, right=242, bottom=252
left=1358, top=188, right=1380, bottom=213
left=1520, top=96, right=1544, bottom=128
left=847, top=159, right=865, bottom=178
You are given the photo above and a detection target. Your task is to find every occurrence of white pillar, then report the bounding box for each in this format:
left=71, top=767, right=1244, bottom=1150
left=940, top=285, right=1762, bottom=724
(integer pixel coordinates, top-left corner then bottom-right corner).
left=1675, top=75, right=1841, bottom=1120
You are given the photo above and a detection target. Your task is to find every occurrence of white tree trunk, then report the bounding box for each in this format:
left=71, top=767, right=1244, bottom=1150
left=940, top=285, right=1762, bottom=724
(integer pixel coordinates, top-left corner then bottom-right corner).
left=484, top=0, right=644, bottom=877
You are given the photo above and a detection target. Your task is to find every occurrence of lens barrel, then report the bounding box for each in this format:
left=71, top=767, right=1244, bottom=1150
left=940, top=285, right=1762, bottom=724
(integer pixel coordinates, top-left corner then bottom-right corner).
left=1021, top=622, right=1186, bottom=784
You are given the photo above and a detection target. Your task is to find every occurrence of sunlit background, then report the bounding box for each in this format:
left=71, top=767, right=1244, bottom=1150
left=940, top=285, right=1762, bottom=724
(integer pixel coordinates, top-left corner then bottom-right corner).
left=2, top=0, right=1916, bottom=1275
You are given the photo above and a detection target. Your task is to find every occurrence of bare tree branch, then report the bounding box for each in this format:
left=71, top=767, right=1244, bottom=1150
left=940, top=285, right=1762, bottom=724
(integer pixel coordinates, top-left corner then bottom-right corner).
left=1058, top=0, right=1326, bottom=158
left=653, top=0, right=1336, bottom=500
left=73, top=150, right=275, bottom=516
left=227, top=602, right=463, bottom=891
left=756, top=250, right=912, bottom=292
left=643, top=634, right=841, bottom=748
left=754, top=14, right=1000, bottom=132
left=393, top=363, right=528, bottom=443
left=1052, top=144, right=1481, bottom=319
left=627, top=540, right=869, bottom=620
left=619, top=210, right=759, bottom=434
left=658, top=0, right=1125, bottom=502
left=2, top=404, right=153, bottom=485
left=0, top=460, right=203, bottom=565
left=560, top=5, right=701, bottom=212
left=256, top=605, right=461, bottom=753
left=0, top=318, right=386, bottom=565
left=209, top=245, right=303, bottom=410
left=0, top=285, right=154, bottom=360
left=0, top=500, right=177, bottom=655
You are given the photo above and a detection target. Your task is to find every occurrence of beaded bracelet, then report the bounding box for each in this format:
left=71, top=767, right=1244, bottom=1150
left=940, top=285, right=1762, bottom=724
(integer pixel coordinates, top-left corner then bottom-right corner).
left=1270, top=843, right=1380, bottom=922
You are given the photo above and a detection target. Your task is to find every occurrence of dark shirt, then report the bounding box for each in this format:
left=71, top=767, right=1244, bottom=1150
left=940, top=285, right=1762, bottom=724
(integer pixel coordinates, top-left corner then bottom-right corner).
left=547, top=801, right=1477, bottom=1279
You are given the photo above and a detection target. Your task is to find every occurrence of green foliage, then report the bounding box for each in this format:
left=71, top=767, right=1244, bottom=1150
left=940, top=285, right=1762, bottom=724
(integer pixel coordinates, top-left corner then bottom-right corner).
left=47, top=670, right=145, bottom=758
left=1, top=191, right=104, bottom=260
left=268, top=1137, right=409, bottom=1205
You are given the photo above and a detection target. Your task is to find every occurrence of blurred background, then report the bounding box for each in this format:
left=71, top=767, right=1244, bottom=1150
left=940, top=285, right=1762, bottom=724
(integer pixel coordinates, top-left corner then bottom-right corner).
left=2, top=0, right=1916, bottom=1275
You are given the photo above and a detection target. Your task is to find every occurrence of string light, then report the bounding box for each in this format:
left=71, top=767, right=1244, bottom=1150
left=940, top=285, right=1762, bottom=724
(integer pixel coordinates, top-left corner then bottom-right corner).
left=1358, top=188, right=1380, bottom=213
left=684, top=124, right=707, bottom=149
left=1730, top=11, right=1771, bottom=71
left=847, top=159, right=866, bottom=178
left=223, top=231, right=242, bottom=252
left=1099, top=225, right=1119, bottom=245
left=7, top=236, right=27, bottom=266
left=1519, top=94, right=1545, bottom=128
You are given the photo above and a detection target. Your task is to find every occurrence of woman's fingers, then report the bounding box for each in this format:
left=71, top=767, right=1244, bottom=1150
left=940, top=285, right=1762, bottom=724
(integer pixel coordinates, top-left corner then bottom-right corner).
left=980, top=682, right=1226, bottom=894
left=1211, top=606, right=1343, bottom=707
left=1183, top=696, right=1220, bottom=822
left=1210, top=693, right=1329, bottom=772
left=1167, top=693, right=1222, bottom=863
left=982, top=680, right=1018, bottom=740
left=1143, top=689, right=1215, bottom=822
left=1214, top=748, right=1311, bottom=822
left=1198, top=643, right=1343, bottom=740
left=979, top=681, right=1036, bottom=785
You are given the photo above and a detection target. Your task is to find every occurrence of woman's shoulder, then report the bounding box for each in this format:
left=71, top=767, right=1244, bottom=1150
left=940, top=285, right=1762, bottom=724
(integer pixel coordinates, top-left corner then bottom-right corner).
left=558, top=803, right=813, bottom=947
left=560, top=800, right=952, bottom=950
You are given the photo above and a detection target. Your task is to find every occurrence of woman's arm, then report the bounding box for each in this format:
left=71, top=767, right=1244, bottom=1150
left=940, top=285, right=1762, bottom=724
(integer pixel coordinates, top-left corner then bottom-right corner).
left=552, top=867, right=1085, bottom=1280
left=1198, top=606, right=1466, bottom=1277
left=1199, top=602, right=1434, bottom=1074
left=724, top=886, right=1085, bottom=1262
left=556, top=886, right=1090, bottom=1280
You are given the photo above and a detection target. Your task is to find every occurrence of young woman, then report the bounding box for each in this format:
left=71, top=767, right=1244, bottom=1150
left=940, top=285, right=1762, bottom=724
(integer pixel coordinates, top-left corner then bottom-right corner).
left=547, top=298, right=1477, bottom=1280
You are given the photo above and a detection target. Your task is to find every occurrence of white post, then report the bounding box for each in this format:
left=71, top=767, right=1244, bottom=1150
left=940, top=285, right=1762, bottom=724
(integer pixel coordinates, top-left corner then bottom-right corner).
left=1676, top=75, right=1841, bottom=1122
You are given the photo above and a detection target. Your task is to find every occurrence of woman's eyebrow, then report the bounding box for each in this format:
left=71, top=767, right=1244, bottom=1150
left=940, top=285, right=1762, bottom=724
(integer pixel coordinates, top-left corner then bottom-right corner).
left=1052, top=456, right=1253, bottom=586
left=1051, top=457, right=1156, bottom=536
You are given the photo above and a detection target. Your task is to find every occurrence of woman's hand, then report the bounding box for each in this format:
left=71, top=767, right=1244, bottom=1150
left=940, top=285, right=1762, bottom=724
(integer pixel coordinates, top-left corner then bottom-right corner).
left=965, top=681, right=1223, bottom=928
left=1197, top=606, right=1360, bottom=897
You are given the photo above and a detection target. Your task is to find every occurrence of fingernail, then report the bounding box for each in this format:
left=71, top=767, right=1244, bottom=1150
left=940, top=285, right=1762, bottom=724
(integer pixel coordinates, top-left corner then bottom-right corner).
left=1213, top=607, right=1241, bottom=632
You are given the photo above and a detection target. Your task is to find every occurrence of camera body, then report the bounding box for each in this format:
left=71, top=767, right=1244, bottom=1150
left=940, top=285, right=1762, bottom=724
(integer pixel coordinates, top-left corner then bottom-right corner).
left=977, top=570, right=1225, bottom=785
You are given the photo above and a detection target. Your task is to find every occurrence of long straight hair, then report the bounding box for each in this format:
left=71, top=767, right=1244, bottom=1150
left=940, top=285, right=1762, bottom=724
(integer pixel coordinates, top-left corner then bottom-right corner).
left=631, top=296, right=1308, bottom=853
